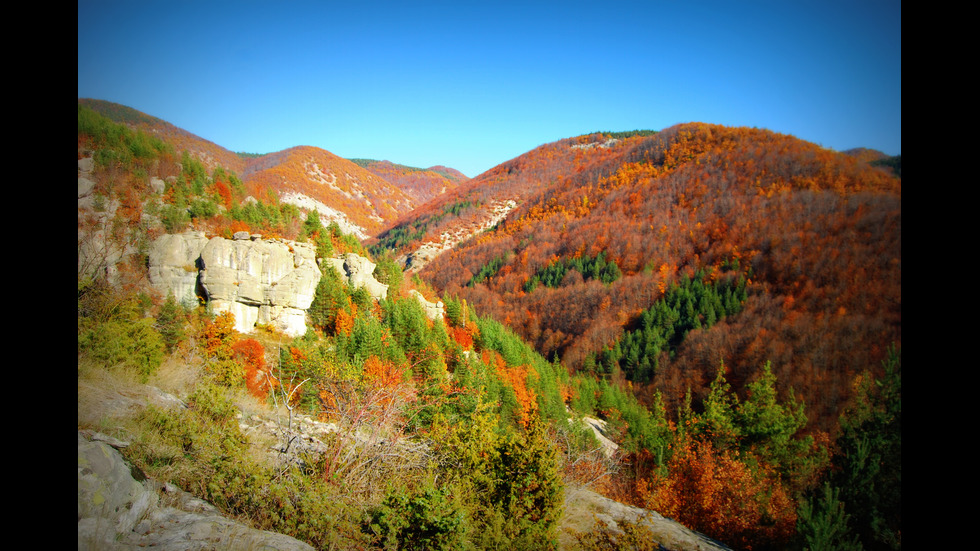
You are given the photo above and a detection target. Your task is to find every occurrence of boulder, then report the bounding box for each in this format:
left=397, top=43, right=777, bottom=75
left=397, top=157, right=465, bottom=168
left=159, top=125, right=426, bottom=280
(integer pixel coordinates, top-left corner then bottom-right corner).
left=411, top=290, right=444, bottom=320
left=77, top=431, right=315, bottom=551
left=149, top=177, right=165, bottom=194
left=321, top=253, right=388, bottom=301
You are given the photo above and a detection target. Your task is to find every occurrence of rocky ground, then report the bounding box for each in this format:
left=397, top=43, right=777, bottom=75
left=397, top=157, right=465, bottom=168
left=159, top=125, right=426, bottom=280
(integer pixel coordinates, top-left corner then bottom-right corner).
left=78, top=364, right=730, bottom=550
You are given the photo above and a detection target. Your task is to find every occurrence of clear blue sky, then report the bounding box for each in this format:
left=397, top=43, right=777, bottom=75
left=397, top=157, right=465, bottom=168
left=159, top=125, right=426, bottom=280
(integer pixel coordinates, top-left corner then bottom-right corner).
left=78, top=1, right=901, bottom=178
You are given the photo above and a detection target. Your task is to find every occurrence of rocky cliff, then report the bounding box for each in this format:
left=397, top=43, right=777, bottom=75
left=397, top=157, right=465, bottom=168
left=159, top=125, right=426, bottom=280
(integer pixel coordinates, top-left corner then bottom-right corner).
left=149, top=232, right=392, bottom=336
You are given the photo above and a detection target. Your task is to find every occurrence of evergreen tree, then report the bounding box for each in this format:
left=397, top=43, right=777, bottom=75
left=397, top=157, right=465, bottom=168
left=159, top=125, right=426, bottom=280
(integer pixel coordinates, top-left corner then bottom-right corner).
left=830, top=346, right=901, bottom=550
left=796, top=482, right=863, bottom=551
left=156, top=292, right=185, bottom=353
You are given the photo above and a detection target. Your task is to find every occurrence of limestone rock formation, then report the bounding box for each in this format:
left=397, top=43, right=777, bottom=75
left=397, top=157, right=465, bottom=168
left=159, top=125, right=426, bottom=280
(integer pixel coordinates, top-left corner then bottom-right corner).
left=411, top=289, right=444, bottom=320
left=148, top=233, right=397, bottom=337
left=321, top=253, right=389, bottom=300
left=147, top=231, right=210, bottom=308
left=199, top=237, right=321, bottom=336
left=148, top=233, right=322, bottom=337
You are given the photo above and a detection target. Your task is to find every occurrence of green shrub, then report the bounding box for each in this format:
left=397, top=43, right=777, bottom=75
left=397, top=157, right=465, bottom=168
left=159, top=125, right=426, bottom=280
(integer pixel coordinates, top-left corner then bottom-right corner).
left=365, top=485, right=466, bottom=550
left=78, top=317, right=164, bottom=382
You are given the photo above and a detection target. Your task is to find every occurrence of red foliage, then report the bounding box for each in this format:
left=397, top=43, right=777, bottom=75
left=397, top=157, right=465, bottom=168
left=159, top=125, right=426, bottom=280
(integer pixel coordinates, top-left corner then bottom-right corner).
left=213, top=179, right=233, bottom=210
left=233, top=338, right=274, bottom=398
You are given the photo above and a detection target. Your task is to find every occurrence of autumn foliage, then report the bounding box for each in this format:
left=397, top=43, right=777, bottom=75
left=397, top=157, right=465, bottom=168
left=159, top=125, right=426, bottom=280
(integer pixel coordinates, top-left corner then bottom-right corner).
left=406, top=123, right=899, bottom=436
left=639, top=438, right=796, bottom=550
left=233, top=338, right=275, bottom=398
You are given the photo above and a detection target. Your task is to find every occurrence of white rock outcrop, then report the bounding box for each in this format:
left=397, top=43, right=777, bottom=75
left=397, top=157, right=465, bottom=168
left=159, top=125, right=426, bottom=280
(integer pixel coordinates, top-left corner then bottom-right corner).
left=320, top=253, right=388, bottom=301
left=148, top=233, right=322, bottom=337
left=148, top=233, right=397, bottom=337
left=147, top=231, right=210, bottom=308
left=411, top=290, right=444, bottom=320
left=199, top=237, right=321, bottom=336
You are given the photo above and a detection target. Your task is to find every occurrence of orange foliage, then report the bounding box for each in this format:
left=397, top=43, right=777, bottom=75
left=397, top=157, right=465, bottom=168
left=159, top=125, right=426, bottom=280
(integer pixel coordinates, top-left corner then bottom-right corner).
left=334, top=299, right=357, bottom=336
left=362, top=355, right=404, bottom=398
left=485, top=350, right=539, bottom=429
left=233, top=338, right=276, bottom=398
left=418, top=123, right=900, bottom=434
left=202, top=311, right=237, bottom=359
left=242, top=146, right=415, bottom=236
left=214, top=179, right=233, bottom=210
left=639, top=438, right=796, bottom=550
left=449, top=324, right=475, bottom=349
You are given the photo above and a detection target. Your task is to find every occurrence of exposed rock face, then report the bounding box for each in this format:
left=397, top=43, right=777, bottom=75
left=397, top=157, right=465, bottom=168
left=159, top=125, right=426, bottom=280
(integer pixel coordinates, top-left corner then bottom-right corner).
left=399, top=199, right=517, bottom=273
left=77, top=431, right=315, bottom=551
left=321, top=253, right=389, bottom=301
left=148, top=233, right=322, bottom=337
left=199, top=237, right=321, bottom=336
left=411, top=290, right=444, bottom=320
left=148, top=233, right=396, bottom=337
left=147, top=231, right=210, bottom=308
left=561, top=486, right=733, bottom=551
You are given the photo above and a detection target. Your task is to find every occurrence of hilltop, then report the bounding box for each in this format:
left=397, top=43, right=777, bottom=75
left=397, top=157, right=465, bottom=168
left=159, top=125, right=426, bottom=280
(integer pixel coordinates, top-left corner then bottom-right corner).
left=78, top=99, right=468, bottom=238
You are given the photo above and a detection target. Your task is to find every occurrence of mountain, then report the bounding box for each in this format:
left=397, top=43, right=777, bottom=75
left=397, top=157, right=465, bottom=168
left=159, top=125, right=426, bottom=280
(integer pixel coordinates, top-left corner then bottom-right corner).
left=379, top=123, right=901, bottom=434
left=78, top=99, right=464, bottom=238
left=349, top=158, right=469, bottom=205
left=241, top=145, right=417, bottom=238
left=78, top=102, right=901, bottom=550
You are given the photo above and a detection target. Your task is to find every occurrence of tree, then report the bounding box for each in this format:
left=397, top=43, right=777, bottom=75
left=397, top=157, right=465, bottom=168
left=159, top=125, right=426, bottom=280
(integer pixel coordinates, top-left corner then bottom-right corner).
left=302, top=209, right=323, bottom=240
left=156, top=292, right=185, bottom=353
left=233, top=338, right=270, bottom=399
left=796, top=482, right=862, bottom=551
left=699, top=362, right=740, bottom=450
left=737, top=361, right=812, bottom=480
left=483, top=418, right=564, bottom=549
left=829, top=346, right=901, bottom=550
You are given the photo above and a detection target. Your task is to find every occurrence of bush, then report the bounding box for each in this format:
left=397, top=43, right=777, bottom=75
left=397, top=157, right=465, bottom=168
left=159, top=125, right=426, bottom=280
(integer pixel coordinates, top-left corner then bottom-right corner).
left=365, top=485, right=466, bottom=550
left=78, top=317, right=164, bottom=382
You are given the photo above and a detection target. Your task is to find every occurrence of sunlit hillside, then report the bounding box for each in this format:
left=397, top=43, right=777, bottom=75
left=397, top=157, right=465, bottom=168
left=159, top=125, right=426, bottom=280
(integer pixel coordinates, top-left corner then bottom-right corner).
left=78, top=102, right=901, bottom=551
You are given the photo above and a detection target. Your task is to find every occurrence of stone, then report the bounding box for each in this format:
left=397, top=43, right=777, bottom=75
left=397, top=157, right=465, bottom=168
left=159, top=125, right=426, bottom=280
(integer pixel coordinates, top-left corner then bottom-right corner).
left=148, top=233, right=322, bottom=336
left=77, top=431, right=316, bottom=551
left=147, top=231, right=210, bottom=308
left=322, top=253, right=389, bottom=300
left=149, top=177, right=165, bottom=194
left=411, top=290, right=444, bottom=320
left=198, top=237, right=321, bottom=336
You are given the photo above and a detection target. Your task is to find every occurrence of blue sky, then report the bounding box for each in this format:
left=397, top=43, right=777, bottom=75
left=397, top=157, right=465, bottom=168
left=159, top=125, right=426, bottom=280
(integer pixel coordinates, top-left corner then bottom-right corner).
left=78, top=1, right=901, bottom=178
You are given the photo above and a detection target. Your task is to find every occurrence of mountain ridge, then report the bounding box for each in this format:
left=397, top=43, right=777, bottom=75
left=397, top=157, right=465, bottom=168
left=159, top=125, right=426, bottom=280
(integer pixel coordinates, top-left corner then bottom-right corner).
left=78, top=99, right=469, bottom=237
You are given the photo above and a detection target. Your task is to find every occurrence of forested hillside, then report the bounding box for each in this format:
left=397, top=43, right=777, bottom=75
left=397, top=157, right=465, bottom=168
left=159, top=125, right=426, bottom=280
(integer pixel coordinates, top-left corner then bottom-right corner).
left=78, top=99, right=462, bottom=238
left=78, top=102, right=901, bottom=550
left=349, top=158, right=468, bottom=205
left=407, top=124, right=900, bottom=438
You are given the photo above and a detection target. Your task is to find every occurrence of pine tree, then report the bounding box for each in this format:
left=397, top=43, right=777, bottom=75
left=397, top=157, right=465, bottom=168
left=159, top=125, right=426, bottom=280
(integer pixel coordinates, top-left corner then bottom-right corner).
left=796, top=482, right=863, bottom=551
left=830, top=346, right=901, bottom=550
